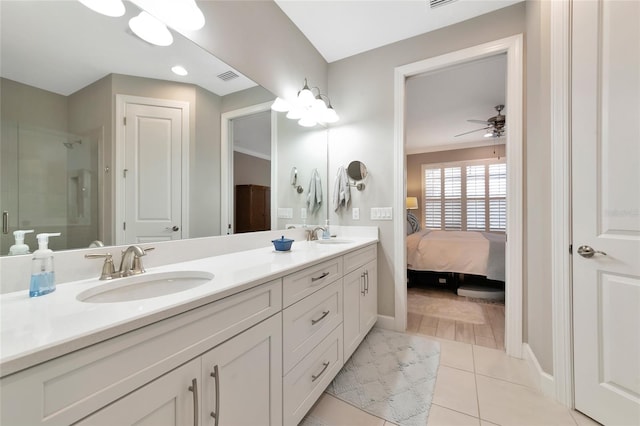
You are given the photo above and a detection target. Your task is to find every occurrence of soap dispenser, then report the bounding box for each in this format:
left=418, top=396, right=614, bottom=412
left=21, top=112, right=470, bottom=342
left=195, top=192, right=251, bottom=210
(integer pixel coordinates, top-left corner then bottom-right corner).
left=29, top=232, right=61, bottom=297
left=8, top=229, right=34, bottom=255
left=323, top=219, right=331, bottom=239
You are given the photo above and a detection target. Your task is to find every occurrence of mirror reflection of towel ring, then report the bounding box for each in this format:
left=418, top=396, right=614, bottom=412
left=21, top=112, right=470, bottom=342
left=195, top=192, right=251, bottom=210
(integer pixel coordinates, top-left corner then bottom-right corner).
left=346, top=161, right=367, bottom=191
left=290, top=167, right=303, bottom=193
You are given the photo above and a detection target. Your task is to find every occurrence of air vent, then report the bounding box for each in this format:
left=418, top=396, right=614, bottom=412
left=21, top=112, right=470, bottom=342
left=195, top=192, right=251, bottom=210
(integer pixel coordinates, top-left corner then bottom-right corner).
left=217, top=71, right=239, bottom=81
left=430, top=0, right=457, bottom=8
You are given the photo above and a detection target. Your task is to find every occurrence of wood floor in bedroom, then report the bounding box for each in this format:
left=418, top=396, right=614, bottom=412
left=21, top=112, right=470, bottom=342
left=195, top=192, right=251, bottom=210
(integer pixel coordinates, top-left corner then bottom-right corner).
left=407, top=287, right=505, bottom=350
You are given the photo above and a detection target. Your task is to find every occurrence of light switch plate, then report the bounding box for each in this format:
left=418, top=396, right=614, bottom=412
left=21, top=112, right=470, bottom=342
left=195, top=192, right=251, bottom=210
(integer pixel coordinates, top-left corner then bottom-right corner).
left=300, top=208, right=307, bottom=219
left=352, top=208, right=360, bottom=220
left=277, top=208, right=293, bottom=219
left=370, top=207, right=393, bottom=220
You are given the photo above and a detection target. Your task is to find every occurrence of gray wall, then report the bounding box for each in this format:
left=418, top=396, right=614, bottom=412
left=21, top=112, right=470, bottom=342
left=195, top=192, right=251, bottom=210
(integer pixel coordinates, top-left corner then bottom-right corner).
left=184, top=1, right=328, bottom=102
left=407, top=145, right=507, bottom=225
left=524, top=0, right=553, bottom=373
left=326, top=3, right=527, bottom=323
left=234, top=152, right=271, bottom=187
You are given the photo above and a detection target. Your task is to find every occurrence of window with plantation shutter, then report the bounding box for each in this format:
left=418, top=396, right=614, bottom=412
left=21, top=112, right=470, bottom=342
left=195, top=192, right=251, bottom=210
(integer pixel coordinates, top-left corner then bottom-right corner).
left=421, top=159, right=506, bottom=232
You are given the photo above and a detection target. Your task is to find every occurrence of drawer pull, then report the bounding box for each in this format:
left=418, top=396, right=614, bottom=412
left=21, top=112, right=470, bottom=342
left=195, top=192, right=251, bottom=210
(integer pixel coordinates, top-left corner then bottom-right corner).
left=311, top=310, right=330, bottom=325
left=188, top=378, right=199, bottom=426
left=210, top=365, right=220, bottom=426
left=311, top=271, right=330, bottom=283
left=311, top=361, right=330, bottom=382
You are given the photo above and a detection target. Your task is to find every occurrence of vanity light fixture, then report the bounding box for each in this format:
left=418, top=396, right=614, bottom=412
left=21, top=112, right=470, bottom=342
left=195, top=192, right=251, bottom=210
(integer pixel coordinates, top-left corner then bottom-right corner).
left=129, top=11, right=174, bottom=47
left=171, top=65, right=188, bottom=76
left=78, top=0, right=125, bottom=17
left=271, top=79, right=339, bottom=127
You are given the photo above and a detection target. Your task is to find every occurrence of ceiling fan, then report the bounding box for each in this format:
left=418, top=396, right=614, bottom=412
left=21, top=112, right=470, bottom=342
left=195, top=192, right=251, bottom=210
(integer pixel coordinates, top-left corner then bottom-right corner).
left=455, top=104, right=506, bottom=138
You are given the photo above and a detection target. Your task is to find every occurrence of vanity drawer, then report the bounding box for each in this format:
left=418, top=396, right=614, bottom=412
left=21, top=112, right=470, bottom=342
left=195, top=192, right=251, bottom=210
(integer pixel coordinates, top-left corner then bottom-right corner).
left=0, top=279, right=282, bottom=426
left=283, top=324, right=343, bottom=426
left=283, top=279, right=342, bottom=374
left=283, top=257, right=343, bottom=307
left=343, top=244, right=377, bottom=274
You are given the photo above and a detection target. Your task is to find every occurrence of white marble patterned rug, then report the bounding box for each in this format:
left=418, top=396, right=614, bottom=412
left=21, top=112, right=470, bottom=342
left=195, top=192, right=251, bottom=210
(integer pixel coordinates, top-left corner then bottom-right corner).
left=303, top=327, right=440, bottom=426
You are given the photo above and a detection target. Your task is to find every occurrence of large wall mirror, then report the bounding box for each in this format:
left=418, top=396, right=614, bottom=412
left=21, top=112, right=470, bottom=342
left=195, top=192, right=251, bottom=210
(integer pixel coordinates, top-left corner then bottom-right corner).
left=0, top=0, right=327, bottom=255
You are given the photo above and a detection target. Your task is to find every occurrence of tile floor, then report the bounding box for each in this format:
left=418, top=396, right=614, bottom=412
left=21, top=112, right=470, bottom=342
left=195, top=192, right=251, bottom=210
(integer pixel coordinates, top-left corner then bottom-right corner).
left=407, top=287, right=506, bottom=350
left=303, top=337, right=602, bottom=426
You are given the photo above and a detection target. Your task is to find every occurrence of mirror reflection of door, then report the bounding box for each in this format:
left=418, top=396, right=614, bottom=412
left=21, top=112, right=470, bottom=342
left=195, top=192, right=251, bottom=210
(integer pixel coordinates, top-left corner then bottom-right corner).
left=117, top=96, right=188, bottom=244
left=232, top=111, right=272, bottom=233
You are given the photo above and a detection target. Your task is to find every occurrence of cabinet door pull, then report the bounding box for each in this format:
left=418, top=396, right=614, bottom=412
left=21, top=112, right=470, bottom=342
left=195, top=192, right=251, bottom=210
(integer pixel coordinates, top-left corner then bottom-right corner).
left=311, top=361, right=330, bottom=382
left=365, top=270, right=369, bottom=294
left=311, top=310, right=330, bottom=325
left=311, top=271, right=330, bottom=283
left=210, top=365, right=220, bottom=426
left=2, top=211, right=8, bottom=234
left=360, top=272, right=366, bottom=295
left=188, top=378, right=199, bottom=426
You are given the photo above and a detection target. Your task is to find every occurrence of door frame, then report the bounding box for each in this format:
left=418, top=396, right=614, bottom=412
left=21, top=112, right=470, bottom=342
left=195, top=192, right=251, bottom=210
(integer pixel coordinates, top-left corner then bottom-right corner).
left=393, top=34, right=524, bottom=358
left=114, top=95, right=190, bottom=245
left=549, top=0, right=573, bottom=408
left=220, top=101, right=277, bottom=235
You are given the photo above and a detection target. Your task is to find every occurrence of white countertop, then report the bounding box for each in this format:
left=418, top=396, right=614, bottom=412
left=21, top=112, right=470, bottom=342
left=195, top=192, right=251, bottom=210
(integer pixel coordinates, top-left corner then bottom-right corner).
left=0, top=237, right=377, bottom=377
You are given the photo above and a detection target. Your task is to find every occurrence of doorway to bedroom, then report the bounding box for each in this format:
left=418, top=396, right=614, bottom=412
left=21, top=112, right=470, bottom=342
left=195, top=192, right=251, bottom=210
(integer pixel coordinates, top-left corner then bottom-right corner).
left=394, top=36, right=523, bottom=355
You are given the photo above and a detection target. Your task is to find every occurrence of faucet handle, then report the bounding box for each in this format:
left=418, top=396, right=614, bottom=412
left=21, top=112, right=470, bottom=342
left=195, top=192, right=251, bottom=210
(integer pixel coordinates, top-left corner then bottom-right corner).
left=141, top=246, right=155, bottom=254
left=132, top=246, right=154, bottom=274
left=85, top=253, right=117, bottom=280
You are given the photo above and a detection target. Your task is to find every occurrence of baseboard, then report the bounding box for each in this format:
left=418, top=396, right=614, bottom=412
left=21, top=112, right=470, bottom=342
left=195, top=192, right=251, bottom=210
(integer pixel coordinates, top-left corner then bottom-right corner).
left=523, top=343, right=556, bottom=398
left=376, top=315, right=396, bottom=330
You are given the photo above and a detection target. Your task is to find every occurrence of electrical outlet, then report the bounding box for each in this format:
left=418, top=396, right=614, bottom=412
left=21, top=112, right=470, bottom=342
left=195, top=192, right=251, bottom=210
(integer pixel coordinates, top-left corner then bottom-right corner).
left=352, top=208, right=360, bottom=220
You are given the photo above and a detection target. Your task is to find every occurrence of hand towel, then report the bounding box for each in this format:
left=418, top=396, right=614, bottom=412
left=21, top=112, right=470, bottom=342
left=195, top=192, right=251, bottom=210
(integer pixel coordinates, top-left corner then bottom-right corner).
left=307, top=168, right=323, bottom=214
left=333, top=166, right=351, bottom=212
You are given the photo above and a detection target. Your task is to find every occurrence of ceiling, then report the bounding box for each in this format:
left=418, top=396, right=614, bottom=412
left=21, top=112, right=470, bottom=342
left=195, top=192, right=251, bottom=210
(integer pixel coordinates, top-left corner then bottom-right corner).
left=274, top=0, right=523, bottom=63
left=405, top=54, right=507, bottom=153
left=233, top=111, right=272, bottom=160
left=0, top=1, right=256, bottom=96
left=274, top=0, right=515, bottom=154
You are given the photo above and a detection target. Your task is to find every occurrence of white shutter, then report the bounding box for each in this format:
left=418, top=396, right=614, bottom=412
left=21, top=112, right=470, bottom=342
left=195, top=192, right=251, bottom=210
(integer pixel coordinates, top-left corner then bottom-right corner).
left=466, top=165, right=486, bottom=230
left=424, top=168, right=441, bottom=228
left=489, top=163, right=507, bottom=231
left=443, top=167, right=461, bottom=230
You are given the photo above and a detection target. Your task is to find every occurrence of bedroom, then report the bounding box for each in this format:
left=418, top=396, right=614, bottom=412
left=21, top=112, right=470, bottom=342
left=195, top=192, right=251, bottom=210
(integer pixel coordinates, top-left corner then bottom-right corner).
left=404, top=54, right=508, bottom=350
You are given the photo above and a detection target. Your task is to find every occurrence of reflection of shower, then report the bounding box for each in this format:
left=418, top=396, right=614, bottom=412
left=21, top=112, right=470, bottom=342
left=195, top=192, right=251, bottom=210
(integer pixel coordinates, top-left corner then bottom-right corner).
left=63, top=139, right=82, bottom=149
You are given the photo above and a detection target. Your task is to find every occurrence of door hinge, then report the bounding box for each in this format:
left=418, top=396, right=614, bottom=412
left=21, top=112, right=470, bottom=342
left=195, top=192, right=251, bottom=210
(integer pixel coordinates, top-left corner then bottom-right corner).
left=123, top=168, right=128, bottom=178
left=123, top=116, right=127, bottom=125
left=123, top=222, right=126, bottom=231
left=569, top=244, right=573, bottom=254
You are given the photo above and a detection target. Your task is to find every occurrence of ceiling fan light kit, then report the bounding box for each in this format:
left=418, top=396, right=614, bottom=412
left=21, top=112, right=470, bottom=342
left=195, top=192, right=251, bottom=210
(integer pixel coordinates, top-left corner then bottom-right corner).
left=455, top=104, right=506, bottom=138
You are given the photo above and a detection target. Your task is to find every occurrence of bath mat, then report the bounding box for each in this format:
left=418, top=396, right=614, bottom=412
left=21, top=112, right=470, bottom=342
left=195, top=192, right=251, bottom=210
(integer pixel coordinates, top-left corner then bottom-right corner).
left=409, top=297, right=486, bottom=324
left=322, top=327, right=440, bottom=426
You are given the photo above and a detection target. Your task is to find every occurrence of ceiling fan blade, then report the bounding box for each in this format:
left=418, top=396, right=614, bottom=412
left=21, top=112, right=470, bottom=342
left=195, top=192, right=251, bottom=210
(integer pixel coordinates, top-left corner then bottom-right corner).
left=467, top=119, right=490, bottom=124
left=454, top=127, right=490, bottom=137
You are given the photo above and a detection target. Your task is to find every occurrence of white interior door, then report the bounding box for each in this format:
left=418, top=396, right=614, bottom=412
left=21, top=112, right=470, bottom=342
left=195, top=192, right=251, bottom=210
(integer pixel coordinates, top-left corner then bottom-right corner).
left=572, top=1, right=640, bottom=425
left=123, top=102, right=183, bottom=243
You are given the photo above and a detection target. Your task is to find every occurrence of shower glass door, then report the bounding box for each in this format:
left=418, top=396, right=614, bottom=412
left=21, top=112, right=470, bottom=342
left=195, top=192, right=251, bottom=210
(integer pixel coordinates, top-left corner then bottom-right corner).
left=1, top=122, right=100, bottom=254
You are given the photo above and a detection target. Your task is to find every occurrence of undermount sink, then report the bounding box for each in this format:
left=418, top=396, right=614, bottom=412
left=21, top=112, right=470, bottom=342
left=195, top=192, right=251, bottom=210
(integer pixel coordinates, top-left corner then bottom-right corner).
left=77, top=271, right=214, bottom=303
left=314, top=238, right=354, bottom=245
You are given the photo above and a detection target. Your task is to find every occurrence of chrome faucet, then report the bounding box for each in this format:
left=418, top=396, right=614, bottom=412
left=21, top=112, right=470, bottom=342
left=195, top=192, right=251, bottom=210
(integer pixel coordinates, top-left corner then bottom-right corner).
left=306, top=226, right=326, bottom=241
left=118, top=245, right=154, bottom=277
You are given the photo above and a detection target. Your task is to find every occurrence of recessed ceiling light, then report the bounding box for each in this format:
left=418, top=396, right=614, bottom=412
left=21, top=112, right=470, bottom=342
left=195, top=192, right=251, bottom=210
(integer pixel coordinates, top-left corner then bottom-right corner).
left=171, top=65, right=188, bottom=76
left=129, top=11, right=174, bottom=47
left=78, top=0, right=126, bottom=17
left=130, top=0, right=205, bottom=31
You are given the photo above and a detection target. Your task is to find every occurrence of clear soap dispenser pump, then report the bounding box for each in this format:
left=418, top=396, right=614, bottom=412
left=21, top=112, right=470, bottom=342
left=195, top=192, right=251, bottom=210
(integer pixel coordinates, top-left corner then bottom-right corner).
left=29, top=232, right=61, bottom=297
left=9, top=229, right=34, bottom=255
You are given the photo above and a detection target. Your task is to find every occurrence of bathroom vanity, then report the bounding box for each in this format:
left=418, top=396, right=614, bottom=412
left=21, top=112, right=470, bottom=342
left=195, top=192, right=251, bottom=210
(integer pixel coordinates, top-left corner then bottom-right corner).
left=0, top=233, right=378, bottom=426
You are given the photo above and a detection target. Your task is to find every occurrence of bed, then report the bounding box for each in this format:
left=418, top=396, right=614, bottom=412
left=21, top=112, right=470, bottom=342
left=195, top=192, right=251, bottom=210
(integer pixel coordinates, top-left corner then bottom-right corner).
left=406, top=229, right=506, bottom=282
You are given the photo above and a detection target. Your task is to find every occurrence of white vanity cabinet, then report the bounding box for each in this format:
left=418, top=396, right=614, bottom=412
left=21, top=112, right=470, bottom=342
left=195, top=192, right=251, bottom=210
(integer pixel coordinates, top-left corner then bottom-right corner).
left=343, top=245, right=378, bottom=361
left=0, top=279, right=282, bottom=426
left=77, top=314, right=282, bottom=426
